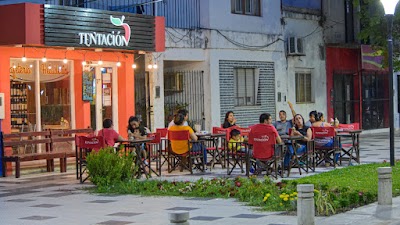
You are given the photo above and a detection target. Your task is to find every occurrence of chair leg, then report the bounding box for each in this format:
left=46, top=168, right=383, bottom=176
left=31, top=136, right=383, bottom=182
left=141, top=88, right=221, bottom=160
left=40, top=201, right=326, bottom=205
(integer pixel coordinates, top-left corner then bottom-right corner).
left=15, top=159, right=20, bottom=178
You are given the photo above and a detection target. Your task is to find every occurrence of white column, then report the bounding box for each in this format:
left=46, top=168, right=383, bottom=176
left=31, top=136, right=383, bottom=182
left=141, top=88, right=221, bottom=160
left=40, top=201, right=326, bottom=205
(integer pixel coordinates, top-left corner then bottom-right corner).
left=378, top=167, right=392, bottom=205
left=297, top=184, right=315, bottom=225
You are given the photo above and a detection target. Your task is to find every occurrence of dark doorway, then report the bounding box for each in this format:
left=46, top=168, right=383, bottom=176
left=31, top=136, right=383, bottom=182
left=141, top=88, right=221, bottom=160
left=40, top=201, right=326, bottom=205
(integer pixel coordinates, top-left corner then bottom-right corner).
left=333, top=73, right=360, bottom=124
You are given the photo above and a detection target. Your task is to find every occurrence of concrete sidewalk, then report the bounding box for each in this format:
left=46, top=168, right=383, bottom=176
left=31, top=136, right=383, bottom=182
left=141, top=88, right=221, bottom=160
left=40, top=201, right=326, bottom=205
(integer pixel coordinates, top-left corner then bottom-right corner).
left=0, top=172, right=400, bottom=225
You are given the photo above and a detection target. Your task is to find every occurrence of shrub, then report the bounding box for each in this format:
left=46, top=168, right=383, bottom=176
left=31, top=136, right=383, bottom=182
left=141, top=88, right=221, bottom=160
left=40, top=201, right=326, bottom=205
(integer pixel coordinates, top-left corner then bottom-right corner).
left=86, top=147, right=135, bottom=187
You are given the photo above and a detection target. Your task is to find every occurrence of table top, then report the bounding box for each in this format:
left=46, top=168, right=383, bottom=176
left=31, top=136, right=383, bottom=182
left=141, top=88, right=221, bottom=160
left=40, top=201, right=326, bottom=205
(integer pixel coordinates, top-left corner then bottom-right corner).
left=196, top=132, right=226, bottom=138
left=336, top=129, right=363, bottom=136
left=280, top=135, right=305, bottom=141
left=117, top=138, right=154, bottom=144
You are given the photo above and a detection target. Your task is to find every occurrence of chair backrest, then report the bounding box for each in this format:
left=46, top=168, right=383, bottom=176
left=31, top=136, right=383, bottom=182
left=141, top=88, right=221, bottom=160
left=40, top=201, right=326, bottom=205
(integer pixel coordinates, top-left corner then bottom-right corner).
left=212, top=127, right=228, bottom=134
left=338, top=123, right=360, bottom=131
left=237, top=127, right=251, bottom=137
left=311, top=127, right=336, bottom=139
left=156, top=128, right=168, bottom=138
left=75, top=135, right=105, bottom=151
left=167, top=130, right=190, bottom=154
left=167, top=130, right=190, bottom=141
left=147, top=132, right=161, bottom=144
left=248, top=125, right=276, bottom=160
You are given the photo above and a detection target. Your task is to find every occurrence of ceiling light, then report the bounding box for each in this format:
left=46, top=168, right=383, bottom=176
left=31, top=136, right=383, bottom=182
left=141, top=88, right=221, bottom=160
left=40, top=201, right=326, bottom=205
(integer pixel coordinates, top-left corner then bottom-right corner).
left=63, top=58, right=68, bottom=64
left=42, top=57, right=47, bottom=62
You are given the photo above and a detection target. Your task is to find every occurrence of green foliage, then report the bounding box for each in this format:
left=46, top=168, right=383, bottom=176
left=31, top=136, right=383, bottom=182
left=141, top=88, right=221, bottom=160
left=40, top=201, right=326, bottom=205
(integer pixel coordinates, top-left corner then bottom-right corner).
left=89, top=162, right=400, bottom=216
left=353, top=0, right=400, bottom=70
left=86, top=147, right=135, bottom=187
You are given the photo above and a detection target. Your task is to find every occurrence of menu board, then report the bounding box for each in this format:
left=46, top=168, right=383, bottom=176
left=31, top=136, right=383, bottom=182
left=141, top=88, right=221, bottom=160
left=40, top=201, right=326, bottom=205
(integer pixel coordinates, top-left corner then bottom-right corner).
left=82, top=69, right=94, bottom=101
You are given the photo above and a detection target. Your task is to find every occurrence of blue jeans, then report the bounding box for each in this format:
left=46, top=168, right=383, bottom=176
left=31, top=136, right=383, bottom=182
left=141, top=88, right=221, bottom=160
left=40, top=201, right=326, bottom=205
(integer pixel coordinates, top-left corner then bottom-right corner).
left=284, top=144, right=307, bottom=167
left=192, top=143, right=207, bottom=164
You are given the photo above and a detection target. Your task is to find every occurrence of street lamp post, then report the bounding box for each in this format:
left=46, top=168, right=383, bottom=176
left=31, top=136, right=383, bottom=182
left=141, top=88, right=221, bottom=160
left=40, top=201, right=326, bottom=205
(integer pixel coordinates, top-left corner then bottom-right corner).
left=380, top=0, right=399, bottom=166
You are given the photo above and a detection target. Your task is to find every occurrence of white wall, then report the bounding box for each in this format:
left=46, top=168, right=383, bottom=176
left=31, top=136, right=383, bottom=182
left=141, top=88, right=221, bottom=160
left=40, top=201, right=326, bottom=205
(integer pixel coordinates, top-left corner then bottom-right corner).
left=204, top=0, right=281, bottom=34
left=281, top=11, right=327, bottom=120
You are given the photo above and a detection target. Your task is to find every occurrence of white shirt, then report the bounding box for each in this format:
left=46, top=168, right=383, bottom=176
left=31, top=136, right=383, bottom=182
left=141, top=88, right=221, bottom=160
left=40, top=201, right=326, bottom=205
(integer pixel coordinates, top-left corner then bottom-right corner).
left=168, top=120, right=188, bottom=129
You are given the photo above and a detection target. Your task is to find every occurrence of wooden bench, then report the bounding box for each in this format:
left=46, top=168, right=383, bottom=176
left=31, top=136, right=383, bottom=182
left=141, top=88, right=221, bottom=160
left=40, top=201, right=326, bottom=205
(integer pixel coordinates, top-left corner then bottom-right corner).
left=50, top=128, right=94, bottom=179
left=1, top=128, right=94, bottom=178
left=1, top=131, right=67, bottom=178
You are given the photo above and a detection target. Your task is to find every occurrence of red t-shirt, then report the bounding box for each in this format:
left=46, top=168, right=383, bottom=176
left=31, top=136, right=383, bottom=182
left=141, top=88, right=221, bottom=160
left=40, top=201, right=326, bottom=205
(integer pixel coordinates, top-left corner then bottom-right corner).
left=99, top=128, right=119, bottom=147
left=250, top=124, right=279, bottom=139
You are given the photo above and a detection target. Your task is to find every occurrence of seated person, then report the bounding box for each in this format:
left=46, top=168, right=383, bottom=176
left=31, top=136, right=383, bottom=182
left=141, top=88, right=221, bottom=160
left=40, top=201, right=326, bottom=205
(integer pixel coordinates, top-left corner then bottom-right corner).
left=127, top=116, right=150, bottom=164
left=273, top=110, right=293, bottom=136
left=312, top=112, right=340, bottom=164
left=168, top=109, right=189, bottom=128
left=228, top=128, right=246, bottom=153
left=305, top=110, right=317, bottom=127
left=250, top=113, right=282, bottom=172
left=284, top=114, right=312, bottom=167
left=98, top=118, right=125, bottom=147
left=169, top=113, right=207, bottom=164
left=222, top=111, right=238, bottom=128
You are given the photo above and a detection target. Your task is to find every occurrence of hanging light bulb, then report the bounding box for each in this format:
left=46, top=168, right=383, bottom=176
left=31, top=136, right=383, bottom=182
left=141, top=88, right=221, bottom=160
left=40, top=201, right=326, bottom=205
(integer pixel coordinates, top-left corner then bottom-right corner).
left=132, top=64, right=137, bottom=69
left=12, top=64, right=16, bottom=69
left=148, top=64, right=153, bottom=69
left=48, top=64, right=52, bottom=69
left=63, top=58, right=68, bottom=64
left=42, top=57, right=47, bottom=62
left=153, top=64, right=158, bottom=69
left=22, top=47, right=27, bottom=62
left=82, top=61, right=87, bottom=66
left=116, top=61, right=121, bottom=67
left=98, top=60, right=103, bottom=65
left=29, top=64, right=33, bottom=68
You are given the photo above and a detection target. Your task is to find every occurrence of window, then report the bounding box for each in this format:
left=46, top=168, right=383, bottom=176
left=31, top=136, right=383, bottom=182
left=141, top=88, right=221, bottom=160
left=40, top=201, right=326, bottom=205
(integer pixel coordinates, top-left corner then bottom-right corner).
left=232, top=0, right=261, bottom=16
left=295, top=72, right=313, bottom=103
left=234, top=68, right=259, bottom=106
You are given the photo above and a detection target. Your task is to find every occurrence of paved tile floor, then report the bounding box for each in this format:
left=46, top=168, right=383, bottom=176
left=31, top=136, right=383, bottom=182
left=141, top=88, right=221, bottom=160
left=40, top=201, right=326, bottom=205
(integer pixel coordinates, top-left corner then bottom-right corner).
left=1, top=132, right=400, bottom=225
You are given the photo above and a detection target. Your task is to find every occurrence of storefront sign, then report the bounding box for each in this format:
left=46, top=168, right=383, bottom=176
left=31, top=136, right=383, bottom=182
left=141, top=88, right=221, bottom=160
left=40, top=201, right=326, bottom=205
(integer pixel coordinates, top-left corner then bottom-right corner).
left=78, top=16, right=131, bottom=48
left=361, top=45, right=386, bottom=71
left=44, top=5, right=155, bottom=51
left=9, top=60, right=70, bottom=82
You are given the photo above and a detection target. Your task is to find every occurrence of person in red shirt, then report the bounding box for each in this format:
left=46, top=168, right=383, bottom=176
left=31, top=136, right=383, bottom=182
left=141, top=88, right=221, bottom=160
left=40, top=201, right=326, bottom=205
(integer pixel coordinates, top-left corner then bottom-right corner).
left=98, top=118, right=125, bottom=147
left=251, top=113, right=282, bottom=144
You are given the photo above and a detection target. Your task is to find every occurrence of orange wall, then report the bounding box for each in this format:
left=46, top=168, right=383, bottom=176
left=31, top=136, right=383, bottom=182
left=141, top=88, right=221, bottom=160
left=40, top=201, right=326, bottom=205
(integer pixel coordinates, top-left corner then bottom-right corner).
left=0, top=46, right=135, bottom=136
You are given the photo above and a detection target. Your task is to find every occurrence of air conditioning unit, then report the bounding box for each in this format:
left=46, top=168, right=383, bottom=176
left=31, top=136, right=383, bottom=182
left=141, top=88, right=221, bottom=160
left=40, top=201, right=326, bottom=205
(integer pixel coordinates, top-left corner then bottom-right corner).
left=287, top=36, right=304, bottom=55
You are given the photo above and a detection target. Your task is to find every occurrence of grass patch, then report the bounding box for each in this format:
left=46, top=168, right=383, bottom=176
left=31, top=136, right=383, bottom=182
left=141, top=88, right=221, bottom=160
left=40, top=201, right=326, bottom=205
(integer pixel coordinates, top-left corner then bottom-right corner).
left=89, top=161, right=400, bottom=216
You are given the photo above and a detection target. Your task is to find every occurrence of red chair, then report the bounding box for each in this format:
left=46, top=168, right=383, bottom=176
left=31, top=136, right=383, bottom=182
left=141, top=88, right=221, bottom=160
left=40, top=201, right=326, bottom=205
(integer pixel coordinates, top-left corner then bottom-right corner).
left=311, top=127, right=339, bottom=167
left=156, top=128, right=168, bottom=166
left=226, top=127, right=249, bottom=175
left=146, top=132, right=162, bottom=176
left=75, top=135, right=105, bottom=183
left=248, top=125, right=283, bottom=178
left=167, top=130, right=205, bottom=174
left=337, top=123, right=361, bottom=165
left=287, top=128, right=315, bottom=176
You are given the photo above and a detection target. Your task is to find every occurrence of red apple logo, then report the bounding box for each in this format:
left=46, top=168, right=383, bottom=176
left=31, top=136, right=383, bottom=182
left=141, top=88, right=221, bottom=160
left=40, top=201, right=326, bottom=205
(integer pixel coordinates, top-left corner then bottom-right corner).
left=110, top=15, right=131, bottom=44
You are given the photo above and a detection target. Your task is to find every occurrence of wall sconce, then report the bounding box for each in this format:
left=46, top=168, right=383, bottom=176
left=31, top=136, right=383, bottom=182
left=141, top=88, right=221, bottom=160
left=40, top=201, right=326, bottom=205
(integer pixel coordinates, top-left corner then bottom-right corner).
left=21, top=47, right=27, bottom=62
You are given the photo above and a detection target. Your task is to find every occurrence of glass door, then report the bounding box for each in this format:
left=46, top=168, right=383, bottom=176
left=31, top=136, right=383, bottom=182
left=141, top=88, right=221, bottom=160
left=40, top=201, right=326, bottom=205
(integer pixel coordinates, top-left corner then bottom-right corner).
left=89, top=64, right=118, bottom=131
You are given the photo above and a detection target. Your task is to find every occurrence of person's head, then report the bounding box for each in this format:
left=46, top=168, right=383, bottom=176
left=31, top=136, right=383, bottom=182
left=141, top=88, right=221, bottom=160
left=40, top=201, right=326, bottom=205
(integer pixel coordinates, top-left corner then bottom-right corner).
left=309, top=110, right=317, bottom=123
left=315, top=112, right=324, bottom=122
left=173, top=113, right=186, bottom=125
left=177, top=109, right=189, bottom=121
left=230, top=129, right=241, bottom=141
left=259, top=113, right=272, bottom=124
left=224, top=111, right=235, bottom=123
left=279, top=110, right=287, bottom=121
left=128, top=116, right=140, bottom=128
left=294, top=114, right=305, bottom=128
left=103, top=118, right=113, bottom=129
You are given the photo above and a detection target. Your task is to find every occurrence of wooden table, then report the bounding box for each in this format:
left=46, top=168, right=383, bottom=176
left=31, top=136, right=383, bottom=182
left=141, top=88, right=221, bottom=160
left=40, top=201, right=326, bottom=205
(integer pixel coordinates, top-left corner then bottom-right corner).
left=118, top=138, right=154, bottom=178
left=336, top=129, right=362, bottom=165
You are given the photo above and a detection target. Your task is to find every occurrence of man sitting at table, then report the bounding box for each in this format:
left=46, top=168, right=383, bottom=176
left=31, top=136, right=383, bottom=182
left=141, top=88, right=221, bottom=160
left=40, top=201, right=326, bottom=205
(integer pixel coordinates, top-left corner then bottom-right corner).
left=98, top=118, right=125, bottom=147
left=250, top=113, right=282, bottom=172
left=273, top=110, right=293, bottom=136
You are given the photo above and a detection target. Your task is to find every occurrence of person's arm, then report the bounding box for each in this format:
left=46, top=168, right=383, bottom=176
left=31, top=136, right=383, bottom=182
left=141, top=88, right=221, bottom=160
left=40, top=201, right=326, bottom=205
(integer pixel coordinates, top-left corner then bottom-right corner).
left=188, top=127, right=198, bottom=141
left=276, top=135, right=282, bottom=144
left=304, top=128, right=312, bottom=141
left=287, top=101, right=297, bottom=118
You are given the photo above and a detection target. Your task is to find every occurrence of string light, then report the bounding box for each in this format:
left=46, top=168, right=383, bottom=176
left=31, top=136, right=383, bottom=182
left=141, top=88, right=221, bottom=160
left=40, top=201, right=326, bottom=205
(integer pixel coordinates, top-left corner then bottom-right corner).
left=42, top=49, right=47, bottom=62
left=153, top=64, right=158, bottom=69
left=148, top=64, right=153, bottom=69
left=21, top=47, right=27, bottom=62
left=63, top=51, right=68, bottom=64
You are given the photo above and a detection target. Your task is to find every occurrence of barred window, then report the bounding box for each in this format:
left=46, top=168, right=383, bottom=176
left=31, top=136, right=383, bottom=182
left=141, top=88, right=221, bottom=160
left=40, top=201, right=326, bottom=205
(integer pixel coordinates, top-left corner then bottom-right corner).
left=231, top=0, right=261, bottom=16
left=295, top=72, right=313, bottom=103
left=234, top=68, right=259, bottom=106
